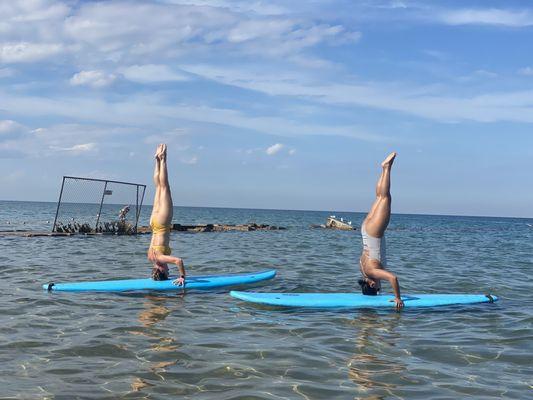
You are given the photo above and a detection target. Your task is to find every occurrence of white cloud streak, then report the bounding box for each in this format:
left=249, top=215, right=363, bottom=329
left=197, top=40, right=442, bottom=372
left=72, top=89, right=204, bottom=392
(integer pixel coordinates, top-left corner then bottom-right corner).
left=0, top=42, right=63, bottom=63
left=0, top=90, right=388, bottom=140
left=518, top=67, right=533, bottom=76
left=266, top=143, right=284, bottom=155
left=0, top=1, right=359, bottom=67
left=182, top=64, right=533, bottom=123
left=121, top=65, right=189, bottom=83
left=0, top=68, right=15, bottom=78
left=158, top=0, right=288, bottom=16
left=180, top=155, right=198, bottom=164
left=439, top=8, right=533, bottom=27
left=70, top=70, right=116, bottom=88
left=49, top=143, right=97, bottom=153
left=0, top=120, right=24, bottom=136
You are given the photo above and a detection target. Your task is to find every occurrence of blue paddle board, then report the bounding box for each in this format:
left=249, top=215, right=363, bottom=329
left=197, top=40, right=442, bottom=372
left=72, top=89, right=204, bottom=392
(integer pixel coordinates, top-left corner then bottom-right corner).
left=230, top=291, right=498, bottom=308
left=44, top=269, right=276, bottom=292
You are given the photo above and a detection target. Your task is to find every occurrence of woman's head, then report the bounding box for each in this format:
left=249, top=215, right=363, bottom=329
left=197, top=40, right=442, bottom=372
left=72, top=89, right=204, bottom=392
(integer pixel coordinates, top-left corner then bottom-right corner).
left=151, top=264, right=169, bottom=281
left=358, top=279, right=378, bottom=296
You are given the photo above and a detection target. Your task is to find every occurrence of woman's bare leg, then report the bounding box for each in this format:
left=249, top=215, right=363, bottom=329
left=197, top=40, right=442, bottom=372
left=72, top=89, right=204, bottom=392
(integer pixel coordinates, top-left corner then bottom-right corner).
left=363, top=152, right=396, bottom=238
left=150, top=145, right=163, bottom=220
left=153, top=144, right=173, bottom=225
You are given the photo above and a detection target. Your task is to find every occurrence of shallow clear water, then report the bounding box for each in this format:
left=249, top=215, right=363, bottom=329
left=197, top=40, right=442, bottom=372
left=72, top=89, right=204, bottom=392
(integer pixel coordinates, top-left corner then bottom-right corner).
left=1, top=201, right=532, bottom=399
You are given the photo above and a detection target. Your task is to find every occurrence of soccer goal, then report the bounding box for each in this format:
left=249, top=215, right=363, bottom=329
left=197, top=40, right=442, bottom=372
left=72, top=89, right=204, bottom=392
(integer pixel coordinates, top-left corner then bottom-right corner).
left=52, top=176, right=146, bottom=234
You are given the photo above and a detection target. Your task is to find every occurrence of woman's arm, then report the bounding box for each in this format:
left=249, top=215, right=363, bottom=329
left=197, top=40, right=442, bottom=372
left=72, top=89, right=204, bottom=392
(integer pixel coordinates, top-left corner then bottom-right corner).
left=366, top=267, right=404, bottom=309
left=155, top=254, right=186, bottom=285
left=173, top=257, right=186, bottom=286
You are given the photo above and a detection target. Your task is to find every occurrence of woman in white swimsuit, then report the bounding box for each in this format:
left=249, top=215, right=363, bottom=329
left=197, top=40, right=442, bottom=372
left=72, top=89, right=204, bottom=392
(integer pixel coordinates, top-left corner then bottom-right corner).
left=359, top=152, right=403, bottom=309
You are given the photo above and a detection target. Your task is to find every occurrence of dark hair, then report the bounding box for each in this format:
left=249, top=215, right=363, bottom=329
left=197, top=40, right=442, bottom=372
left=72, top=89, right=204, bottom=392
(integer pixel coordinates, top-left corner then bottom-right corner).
left=151, top=267, right=169, bottom=281
left=358, top=279, right=378, bottom=296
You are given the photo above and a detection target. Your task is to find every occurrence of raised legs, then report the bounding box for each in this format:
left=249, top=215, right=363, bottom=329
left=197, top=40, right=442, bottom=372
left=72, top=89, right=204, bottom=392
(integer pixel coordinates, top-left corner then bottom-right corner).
left=362, top=152, right=396, bottom=238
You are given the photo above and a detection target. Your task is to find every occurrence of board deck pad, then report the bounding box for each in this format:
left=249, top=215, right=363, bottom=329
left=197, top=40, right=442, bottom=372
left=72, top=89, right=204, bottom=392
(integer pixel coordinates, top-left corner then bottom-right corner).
left=44, top=269, right=276, bottom=292
left=230, top=291, right=498, bottom=308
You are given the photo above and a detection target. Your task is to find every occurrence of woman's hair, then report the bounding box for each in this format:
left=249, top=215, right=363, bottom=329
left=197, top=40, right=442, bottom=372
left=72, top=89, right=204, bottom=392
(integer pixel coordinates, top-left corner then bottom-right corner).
left=151, top=267, right=169, bottom=281
left=358, top=279, right=378, bottom=296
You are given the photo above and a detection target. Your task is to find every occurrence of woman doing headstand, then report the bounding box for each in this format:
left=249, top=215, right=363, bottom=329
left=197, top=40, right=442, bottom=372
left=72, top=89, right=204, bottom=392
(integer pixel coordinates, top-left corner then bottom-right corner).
left=148, top=144, right=186, bottom=285
left=359, top=152, right=403, bottom=309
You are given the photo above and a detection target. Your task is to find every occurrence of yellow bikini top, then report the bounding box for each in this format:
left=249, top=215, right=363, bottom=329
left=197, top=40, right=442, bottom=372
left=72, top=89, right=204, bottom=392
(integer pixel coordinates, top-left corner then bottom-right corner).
left=150, top=220, right=172, bottom=235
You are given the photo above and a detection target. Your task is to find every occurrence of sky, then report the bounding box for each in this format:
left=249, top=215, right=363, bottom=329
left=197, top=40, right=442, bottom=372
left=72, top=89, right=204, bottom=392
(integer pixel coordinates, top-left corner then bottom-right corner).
left=0, top=0, right=532, bottom=217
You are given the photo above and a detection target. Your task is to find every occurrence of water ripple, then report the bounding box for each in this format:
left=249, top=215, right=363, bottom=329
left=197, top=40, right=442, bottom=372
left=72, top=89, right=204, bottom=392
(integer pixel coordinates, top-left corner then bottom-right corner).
left=0, top=203, right=532, bottom=399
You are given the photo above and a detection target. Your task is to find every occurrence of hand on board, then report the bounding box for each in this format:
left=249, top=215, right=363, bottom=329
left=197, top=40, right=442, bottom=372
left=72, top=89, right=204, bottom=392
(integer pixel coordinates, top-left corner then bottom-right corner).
left=173, top=276, right=185, bottom=287
left=394, top=298, right=404, bottom=310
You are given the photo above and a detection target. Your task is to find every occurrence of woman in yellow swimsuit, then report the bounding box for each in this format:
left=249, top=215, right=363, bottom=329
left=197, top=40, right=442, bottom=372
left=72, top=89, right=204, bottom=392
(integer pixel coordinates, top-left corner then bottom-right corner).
left=148, top=144, right=186, bottom=285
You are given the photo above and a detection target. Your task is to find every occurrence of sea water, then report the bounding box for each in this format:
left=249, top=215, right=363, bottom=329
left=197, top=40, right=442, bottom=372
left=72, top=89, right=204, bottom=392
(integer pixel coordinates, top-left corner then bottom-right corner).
left=0, top=201, right=532, bottom=399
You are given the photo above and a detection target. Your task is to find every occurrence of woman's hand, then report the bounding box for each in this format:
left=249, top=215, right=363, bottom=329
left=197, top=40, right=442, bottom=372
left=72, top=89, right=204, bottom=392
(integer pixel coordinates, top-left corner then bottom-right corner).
left=173, top=276, right=185, bottom=287
left=394, top=297, right=404, bottom=310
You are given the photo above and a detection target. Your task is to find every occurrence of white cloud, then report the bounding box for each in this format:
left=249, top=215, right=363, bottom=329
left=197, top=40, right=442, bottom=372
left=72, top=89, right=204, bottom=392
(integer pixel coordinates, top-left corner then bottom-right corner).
left=0, top=68, right=15, bottom=78
left=158, top=0, right=287, bottom=16
left=473, top=69, right=498, bottom=78
left=518, top=67, right=533, bottom=76
left=5, top=0, right=70, bottom=23
left=423, top=50, right=448, bottom=61
left=70, top=70, right=116, bottom=88
left=49, top=142, right=97, bottom=154
left=0, top=120, right=24, bottom=134
left=121, top=65, right=189, bottom=83
left=180, top=64, right=533, bottom=124
left=29, top=124, right=133, bottom=147
left=0, top=120, right=26, bottom=141
left=389, top=1, right=407, bottom=9
left=58, top=1, right=358, bottom=64
left=0, top=89, right=389, bottom=140
left=0, top=122, right=141, bottom=160
left=181, top=155, right=198, bottom=164
left=228, top=19, right=293, bottom=43
left=144, top=129, right=189, bottom=145
left=288, top=149, right=296, bottom=155
left=266, top=143, right=284, bottom=155
left=440, top=8, right=533, bottom=27
left=71, top=143, right=96, bottom=152
left=0, top=42, right=63, bottom=63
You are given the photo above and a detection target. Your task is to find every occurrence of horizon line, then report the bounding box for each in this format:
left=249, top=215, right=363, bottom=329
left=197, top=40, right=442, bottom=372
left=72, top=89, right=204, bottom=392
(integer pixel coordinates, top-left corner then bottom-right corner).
left=1, top=199, right=531, bottom=220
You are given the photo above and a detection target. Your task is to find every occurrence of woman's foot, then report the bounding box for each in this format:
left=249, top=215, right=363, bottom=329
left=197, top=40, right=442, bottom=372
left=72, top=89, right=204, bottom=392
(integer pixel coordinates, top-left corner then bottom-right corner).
left=381, top=152, right=397, bottom=168
left=155, top=144, right=164, bottom=159
left=159, top=144, right=167, bottom=161
left=155, top=144, right=167, bottom=160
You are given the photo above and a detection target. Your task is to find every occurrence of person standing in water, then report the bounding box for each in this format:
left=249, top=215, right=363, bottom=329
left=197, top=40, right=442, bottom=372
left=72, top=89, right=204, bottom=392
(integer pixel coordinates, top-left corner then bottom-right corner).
left=148, top=144, right=186, bottom=285
left=359, top=152, right=403, bottom=309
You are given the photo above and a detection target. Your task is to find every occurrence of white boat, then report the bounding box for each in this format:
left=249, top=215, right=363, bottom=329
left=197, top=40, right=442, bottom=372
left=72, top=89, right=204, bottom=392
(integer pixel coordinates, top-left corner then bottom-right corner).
left=325, top=216, right=355, bottom=231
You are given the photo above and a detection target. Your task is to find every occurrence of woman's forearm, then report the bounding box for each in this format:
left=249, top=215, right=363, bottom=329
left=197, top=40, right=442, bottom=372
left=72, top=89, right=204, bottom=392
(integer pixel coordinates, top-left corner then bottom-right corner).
left=176, top=258, right=186, bottom=277
left=390, top=276, right=401, bottom=299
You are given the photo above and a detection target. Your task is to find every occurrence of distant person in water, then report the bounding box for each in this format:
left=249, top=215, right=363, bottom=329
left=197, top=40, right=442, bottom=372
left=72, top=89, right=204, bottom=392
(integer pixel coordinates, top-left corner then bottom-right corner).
left=359, top=152, right=403, bottom=309
left=118, top=205, right=130, bottom=222
left=148, top=144, right=186, bottom=285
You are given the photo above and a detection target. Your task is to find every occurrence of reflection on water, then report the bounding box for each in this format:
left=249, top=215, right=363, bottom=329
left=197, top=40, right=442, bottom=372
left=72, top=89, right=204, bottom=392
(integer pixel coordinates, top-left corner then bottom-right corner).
left=347, top=311, right=405, bottom=399
left=129, top=295, right=182, bottom=394
left=0, top=202, right=532, bottom=399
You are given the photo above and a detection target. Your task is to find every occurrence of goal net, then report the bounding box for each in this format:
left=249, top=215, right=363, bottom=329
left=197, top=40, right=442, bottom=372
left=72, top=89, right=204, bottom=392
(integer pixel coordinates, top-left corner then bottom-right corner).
left=52, top=176, right=146, bottom=234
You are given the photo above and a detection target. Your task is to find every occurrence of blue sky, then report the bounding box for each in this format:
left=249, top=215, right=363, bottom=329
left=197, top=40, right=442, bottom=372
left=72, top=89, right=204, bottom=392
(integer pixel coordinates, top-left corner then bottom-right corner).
left=0, top=0, right=532, bottom=217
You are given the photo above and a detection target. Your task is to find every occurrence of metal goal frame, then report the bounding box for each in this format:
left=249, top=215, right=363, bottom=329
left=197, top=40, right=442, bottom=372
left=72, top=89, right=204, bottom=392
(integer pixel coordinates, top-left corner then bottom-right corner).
left=52, top=176, right=146, bottom=234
